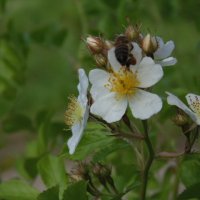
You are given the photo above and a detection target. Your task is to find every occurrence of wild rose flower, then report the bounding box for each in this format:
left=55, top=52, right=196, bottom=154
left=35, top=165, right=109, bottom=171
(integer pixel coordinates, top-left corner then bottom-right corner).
left=140, top=35, right=177, bottom=67
left=65, top=69, right=89, bottom=154
left=166, top=92, right=200, bottom=125
left=89, top=48, right=163, bottom=123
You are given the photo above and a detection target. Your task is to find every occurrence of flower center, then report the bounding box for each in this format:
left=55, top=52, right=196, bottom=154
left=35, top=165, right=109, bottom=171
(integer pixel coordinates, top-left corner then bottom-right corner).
left=65, top=96, right=84, bottom=127
left=188, top=95, right=200, bottom=117
left=106, top=67, right=140, bottom=96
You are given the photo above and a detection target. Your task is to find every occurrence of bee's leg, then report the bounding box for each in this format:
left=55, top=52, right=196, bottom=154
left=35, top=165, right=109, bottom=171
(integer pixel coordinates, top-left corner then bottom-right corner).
left=127, top=54, right=136, bottom=66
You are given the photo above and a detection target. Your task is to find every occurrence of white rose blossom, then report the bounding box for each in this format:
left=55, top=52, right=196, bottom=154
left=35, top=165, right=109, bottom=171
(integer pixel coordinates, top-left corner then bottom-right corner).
left=166, top=92, right=200, bottom=125
left=89, top=47, right=163, bottom=123
left=133, top=37, right=177, bottom=67
left=65, top=69, right=89, bottom=154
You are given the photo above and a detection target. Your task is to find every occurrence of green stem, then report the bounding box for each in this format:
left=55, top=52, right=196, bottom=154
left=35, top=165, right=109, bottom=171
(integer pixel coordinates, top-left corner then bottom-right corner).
left=90, top=113, right=116, bottom=132
left=189, top=125, right=199, bottom=152
left=90, top=113, right=144, bottom=140
left=140, top=120, right=155, bottom=200
left=156, top=151, right=184, bottom=159
left=123, top=114, right=137, bottom=133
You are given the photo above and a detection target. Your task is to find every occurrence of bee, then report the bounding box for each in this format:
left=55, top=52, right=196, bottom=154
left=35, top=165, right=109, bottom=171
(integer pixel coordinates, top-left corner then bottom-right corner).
left=114, top=35, right=136, bottom=68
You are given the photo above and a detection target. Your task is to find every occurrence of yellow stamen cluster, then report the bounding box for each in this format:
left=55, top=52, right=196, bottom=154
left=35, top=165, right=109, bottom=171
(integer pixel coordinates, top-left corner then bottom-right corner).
left=106, top=67, right=140, bottom=97
left=65, top=96, right=84, bottom=127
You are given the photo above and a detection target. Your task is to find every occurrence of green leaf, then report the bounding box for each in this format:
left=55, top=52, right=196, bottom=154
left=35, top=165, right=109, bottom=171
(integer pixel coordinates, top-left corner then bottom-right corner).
left=178, top=182, right=200, bottom=199
left=63, top=181, right=88, bottom=200
left=16, top=157, right=39, bottom=180
left=37, top=111, right=52, bottom=154
left=61, top=122, right=117, bottom=160
left=24, top=157, right=39, bottom=179
left=0, top=180, right=39, bottom=200
left=37, top=155, right=67, bottom=199
left=37, top=186, right=59, bottom=200
left=180, top=157, right=200, bottom=187
left=93, top=139, right=129, bottom=162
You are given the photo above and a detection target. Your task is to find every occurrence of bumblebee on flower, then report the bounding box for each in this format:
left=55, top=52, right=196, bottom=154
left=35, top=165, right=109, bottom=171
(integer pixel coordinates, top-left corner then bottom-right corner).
left=89, top=48, right=164, bottom=123
left=65, top=23, right=178, bottom=155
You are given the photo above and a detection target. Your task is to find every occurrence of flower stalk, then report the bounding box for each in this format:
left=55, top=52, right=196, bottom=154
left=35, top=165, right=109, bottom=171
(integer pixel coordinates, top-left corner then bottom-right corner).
left=141, top=120, right=155, bottom=200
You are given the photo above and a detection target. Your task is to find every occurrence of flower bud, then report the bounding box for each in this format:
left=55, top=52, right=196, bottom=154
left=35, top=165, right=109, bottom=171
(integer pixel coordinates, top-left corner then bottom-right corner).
left=125, top=25, right=140, bottom=41
left=172, top=112, right=189, bottom=127
left=142, top=34, right=158, bottom=55
left=92, top=163, right=111, bottom=188
left=105, top=40, right=114, bottom=49
left=93, top=163, right=110, bottom=177
left=86, top=36, right=105, bottom=54
left=70, top=163, right=90, bottom=181
left=94, top=54, right=107, bottom=67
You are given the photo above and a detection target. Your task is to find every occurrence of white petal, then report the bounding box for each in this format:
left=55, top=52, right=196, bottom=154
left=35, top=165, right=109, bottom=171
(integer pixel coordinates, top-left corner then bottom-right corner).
left=154, top=40, right=175, bottom=60
left=108, top=47, right=121, bottom=72
left=90, top=92, right=128, bottom=123
left=186, top=93, right=200, bottom=113
left=89, top=69, right=109, bottom=86
left=136, top=57, right=163, bottom=88
left=156, top=57, right=177, bottom=67
left=129, top=89, right=162, bottom=120
left=90, top=85, right=110, bottom=100
left=77, top=69, right=88, bottom=110
left=67, top=105, right=89, bottom=155
left=156, top=36, right=164, bottom=47
left=131, top=42, right=142, bottom=64
left=166, top=92, right=199, bottom=124
left=78, top=69, right=89, bottom=97
left=89, top=69, right=110, bottom=100
left=67, top=123, right=83, bottom=155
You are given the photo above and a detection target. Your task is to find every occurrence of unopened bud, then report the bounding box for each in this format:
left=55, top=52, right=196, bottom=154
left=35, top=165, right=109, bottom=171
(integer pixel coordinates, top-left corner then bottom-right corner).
left=105, top=40, right=114, bottom=49
left=92, top=163, right=102, bottom=176
left=172, top=112, right=189, bottom=127
left=70, top=163, right=90, bottom=181
left=93, top=163, right=111, bottom=178
left=94, top=54, right=107, bottom=67
left=69, top=174, right=83, bottom=182
left=142, top=34, right=158, bottom=55
left=92, top=163, right=111, bottom=189
left=86, top=36, right=105, bottom=54
left=125, top=25, right=140, bottom=41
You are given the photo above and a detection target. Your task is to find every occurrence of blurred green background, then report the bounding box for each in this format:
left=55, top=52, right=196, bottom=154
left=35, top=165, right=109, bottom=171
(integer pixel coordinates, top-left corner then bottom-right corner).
left=0, top=0, right=200, bottom=197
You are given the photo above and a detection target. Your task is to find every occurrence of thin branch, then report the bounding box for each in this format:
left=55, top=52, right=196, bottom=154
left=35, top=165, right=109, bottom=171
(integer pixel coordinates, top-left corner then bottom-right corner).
left=90, top=113, right=144, bottom=140
left=89, top=113, right=116, bottom=132
left=156, top=151, right=184, bottom=159
left=122, top=114, right=139, bottom=133
left=140, top=120, right=155, bottom=200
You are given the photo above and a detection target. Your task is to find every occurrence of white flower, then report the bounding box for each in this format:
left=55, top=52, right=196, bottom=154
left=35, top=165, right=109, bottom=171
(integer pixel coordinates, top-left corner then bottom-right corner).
left=89, top=48, right=163, bottom=123
left=166, top=92, right=200, bottom=125
left=133, top=37, right=177, bottom=67
left=65, top=69, right=89, bottom=154
left=153, top=37, right=177, bottom=67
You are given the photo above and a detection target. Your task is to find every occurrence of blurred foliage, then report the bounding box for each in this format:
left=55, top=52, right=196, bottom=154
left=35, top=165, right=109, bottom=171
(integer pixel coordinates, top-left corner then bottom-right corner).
left=0, top=0, right=200, bottom=199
